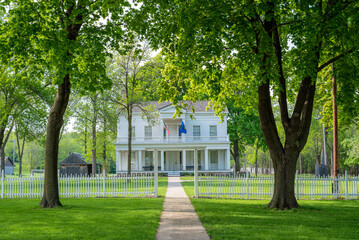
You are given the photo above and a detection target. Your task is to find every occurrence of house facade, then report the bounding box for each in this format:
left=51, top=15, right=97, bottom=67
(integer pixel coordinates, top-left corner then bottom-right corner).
left=115, top=101, right=231, bottom=174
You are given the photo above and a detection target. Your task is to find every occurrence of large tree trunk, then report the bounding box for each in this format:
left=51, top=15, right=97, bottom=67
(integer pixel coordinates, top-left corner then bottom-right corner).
left=40, top=74, right=71, bottom=208
left=268, top=151, right=299, bottom=209
left=256, top=6, right=317, bottom=209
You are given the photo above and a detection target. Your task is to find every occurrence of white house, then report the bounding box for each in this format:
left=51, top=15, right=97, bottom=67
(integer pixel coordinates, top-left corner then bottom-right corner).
left=115, top=101, right=231, bottom=174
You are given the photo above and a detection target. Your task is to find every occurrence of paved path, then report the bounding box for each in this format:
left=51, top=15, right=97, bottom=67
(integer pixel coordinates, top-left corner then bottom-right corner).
left=156, top=176, right=210, bottom=240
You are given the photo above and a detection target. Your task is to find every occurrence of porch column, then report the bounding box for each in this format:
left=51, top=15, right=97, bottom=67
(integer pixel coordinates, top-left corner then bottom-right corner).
left=204, top=148, right=209, bottom=170
left=226, top=148, right=230, bottom=170
left=217, top=150, right=221, bottom=170
left=161, top=150, right=164, bottom=171
left=182, top=150, right=186, bottom=171
left=116, top=151, right=121, bottom=172
left=138, top=150, right=142, bottom=171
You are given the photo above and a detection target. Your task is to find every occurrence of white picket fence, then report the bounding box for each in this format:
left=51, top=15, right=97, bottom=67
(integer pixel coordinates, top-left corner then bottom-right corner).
left=197, top=171, right=359, bottom=200
left=1, top=170, right=156, bottom=199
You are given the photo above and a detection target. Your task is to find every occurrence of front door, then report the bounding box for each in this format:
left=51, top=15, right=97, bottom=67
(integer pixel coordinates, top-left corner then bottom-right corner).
left=166, top=151, right=180, bottom=171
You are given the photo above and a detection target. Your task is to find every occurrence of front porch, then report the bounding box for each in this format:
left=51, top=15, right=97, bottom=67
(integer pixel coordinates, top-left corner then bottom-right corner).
left=116, top=149, right=231, bottom=173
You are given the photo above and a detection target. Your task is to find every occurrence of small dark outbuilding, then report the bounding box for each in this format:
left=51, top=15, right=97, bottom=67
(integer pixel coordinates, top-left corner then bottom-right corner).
left=4, top=157, right=15, bottom=175
left=59, top=153, right=89, bottom=177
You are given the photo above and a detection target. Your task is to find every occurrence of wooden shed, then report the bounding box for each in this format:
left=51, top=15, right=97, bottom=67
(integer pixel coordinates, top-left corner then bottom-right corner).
left=59, top=153, right=89, bottom=177
left=4, top=157, right=15, bottom=175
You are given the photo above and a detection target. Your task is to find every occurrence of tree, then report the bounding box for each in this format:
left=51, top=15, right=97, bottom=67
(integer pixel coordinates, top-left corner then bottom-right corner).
left=2, top=0, right=130, bottom=207
left=0, top=67, right=16, bottom=176
left=135, top=1, right=359, bottom=209
left=227, top=103, right=266, bottom=174
left=108, top=40, right=158, bottom=176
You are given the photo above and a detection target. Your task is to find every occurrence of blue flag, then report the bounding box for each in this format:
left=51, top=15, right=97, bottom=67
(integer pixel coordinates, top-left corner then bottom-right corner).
left=179, top=121, right=187, bottom=134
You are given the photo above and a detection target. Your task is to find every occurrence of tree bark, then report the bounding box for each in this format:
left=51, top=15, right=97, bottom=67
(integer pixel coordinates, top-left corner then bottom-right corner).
left=268, top=152, right=299, bottom=209
left=40, top=74, right=71, bottom=208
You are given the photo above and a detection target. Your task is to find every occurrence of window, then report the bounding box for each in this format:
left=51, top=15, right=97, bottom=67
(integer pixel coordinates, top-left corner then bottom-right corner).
left=131, top=127, right=135, bottom=138
left=210, top=125, right=217, bottom=140
left=210, top=150, right=218, bottom=164
left=193, top=126, right=200, bottom=140
left=145, top=126, right=152, bottom=140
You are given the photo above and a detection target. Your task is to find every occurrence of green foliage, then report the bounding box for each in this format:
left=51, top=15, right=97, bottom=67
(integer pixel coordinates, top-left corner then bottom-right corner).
left=133, top=0, right=359, bottom=152
left=341, top=127, right=359, bottom=167
left=228, top=104, right=267, bottom=154
left=58, top=132, right=83, bottom=162
left=1, top=0, right=132, bottom=93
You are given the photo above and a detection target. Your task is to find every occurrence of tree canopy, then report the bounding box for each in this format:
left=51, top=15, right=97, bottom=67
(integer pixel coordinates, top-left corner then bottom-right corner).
left=133, top=0, right=359, bottom=209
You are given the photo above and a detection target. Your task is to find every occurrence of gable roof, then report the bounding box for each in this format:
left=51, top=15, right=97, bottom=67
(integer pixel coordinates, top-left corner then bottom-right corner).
left=133, top=100, right=214, bottom=113
left=4, top=157, right=15, bottom=167
left=59, top=153, right=88, bottom=166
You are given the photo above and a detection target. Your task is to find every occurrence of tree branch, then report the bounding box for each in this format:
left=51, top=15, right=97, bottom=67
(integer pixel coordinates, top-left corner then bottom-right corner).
left=317, top=49, right=354, bottom=72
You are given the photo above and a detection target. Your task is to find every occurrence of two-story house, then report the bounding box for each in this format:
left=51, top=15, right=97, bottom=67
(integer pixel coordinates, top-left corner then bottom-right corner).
left=115, top=101, right=231, bottom=174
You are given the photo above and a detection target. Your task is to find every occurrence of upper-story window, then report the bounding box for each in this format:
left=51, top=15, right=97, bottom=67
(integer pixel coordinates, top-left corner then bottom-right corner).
left=145, top=126, right=152, bottom=139
left=193, top=126, right=200, bottom=140
left=210, top=125, right=217, bottom=140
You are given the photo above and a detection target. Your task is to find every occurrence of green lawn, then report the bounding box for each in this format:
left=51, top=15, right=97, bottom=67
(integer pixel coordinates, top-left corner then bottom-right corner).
left=182, top=179, right=359, bottom=240
left=0, top=177, right=168, bottom=240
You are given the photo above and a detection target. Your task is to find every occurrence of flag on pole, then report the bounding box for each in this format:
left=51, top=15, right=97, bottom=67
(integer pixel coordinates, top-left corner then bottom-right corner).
left=179, top=121, right=187, bottom=134
left=163, top=123, right=170, bottom=136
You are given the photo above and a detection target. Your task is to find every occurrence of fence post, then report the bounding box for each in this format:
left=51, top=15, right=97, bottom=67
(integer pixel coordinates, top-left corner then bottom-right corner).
left=246, top=171, right=249, bottom=200
left=103, top=168, right=106, bottom=197
left=1, top=170, right=4, bottom=199
left=345, top=170, right=349, bottom=200
left=296, top=170, right=299, bottom=200
left=194, top=149, right=199, bottom=198
left=154, top=150, right=158, bottom=198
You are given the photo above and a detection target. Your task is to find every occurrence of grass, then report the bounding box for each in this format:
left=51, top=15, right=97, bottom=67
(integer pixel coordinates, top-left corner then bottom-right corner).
left=0, top=177, right=167, bottom=240
left=182, top=179, right=359, bottom=240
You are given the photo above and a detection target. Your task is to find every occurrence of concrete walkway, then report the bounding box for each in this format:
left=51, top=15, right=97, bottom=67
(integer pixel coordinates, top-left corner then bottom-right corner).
left=156, top=176, right=210, bottom=240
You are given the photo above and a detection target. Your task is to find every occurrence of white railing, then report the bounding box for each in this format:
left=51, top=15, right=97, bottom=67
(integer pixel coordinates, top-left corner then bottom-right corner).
left=1, top=170, right=155, bottom=199
left=197, top=171, right=359, bottom=200
left=116, top=135, right=230, bottom=144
